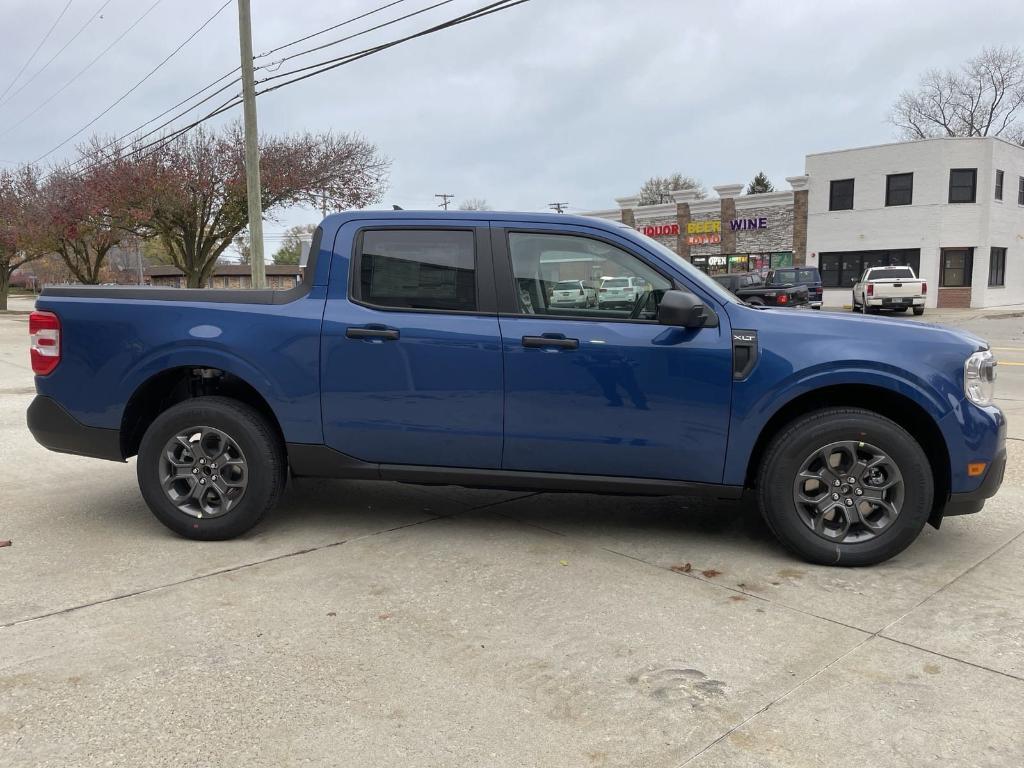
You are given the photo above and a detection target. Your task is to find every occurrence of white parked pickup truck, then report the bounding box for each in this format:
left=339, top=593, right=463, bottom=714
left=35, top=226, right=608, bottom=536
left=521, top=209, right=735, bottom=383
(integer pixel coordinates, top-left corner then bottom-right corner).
left=852, top=266, right=927, bottom=316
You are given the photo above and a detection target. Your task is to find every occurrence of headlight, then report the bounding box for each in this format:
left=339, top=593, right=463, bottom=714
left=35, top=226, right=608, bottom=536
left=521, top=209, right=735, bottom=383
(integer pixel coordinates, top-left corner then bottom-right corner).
left=964, top=349, right=997, bottom=406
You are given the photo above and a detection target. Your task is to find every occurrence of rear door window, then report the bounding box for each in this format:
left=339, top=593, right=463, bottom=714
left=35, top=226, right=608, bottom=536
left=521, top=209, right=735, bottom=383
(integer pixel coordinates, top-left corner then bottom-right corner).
left=355, top=229, right=477, bottom=312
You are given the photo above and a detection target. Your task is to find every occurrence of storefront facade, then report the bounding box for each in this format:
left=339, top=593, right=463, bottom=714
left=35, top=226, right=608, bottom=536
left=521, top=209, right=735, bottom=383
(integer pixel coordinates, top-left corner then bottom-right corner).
left=584, top=178, right=809, bottom=276
left=805, top=137, right=1024, bottom=309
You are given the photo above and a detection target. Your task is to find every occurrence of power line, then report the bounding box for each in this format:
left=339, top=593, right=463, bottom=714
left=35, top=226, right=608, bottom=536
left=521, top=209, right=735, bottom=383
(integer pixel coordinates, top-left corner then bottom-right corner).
left=32, top=1, right=423, bottom=174
left=256, top=0, right=457, bottom=71
left=31, top=0, right=233, bottom=164
left=0, top=0, right=165, bottom=141
left=35, top=0, right=533, bottom=186
left=0, top=0, right=75, bottom=103
left=255, top=0, right=409, bottom=59
left=255, top=0, right=531, bottom=94
left=0, top=0, right=115, bottom=109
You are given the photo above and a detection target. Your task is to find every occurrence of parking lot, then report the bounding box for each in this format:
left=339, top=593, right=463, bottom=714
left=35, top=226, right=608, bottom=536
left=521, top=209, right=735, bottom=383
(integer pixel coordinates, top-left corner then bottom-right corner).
left=1, top=296, right=1023, bottom=767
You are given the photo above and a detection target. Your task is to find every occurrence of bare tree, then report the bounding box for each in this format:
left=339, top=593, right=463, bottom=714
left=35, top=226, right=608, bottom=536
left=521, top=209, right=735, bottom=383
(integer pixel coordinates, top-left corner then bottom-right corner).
left=638, top=173, right=705, bottom=205
left=458, top=197, right=491, bottom=211
left=889, top=46, right=1024, bottom=143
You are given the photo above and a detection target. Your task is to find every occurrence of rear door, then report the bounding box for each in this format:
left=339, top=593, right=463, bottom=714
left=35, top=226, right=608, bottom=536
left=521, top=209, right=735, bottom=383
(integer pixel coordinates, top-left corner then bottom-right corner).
left=320, top=220, right=502, bottom=468
left=492, top=223, right=733, bottom=484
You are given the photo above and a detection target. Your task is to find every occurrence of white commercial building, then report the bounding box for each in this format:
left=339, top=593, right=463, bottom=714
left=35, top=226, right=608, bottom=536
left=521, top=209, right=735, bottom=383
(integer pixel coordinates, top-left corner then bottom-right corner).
left=805, top=137, right=1024, bottom=309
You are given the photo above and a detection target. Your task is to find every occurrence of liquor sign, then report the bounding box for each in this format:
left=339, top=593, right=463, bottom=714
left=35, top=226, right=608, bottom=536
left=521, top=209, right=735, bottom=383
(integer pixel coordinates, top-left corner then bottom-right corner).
left=638, top=223, right=679, bottom=237
left=729, top=216, right=768, bottom=231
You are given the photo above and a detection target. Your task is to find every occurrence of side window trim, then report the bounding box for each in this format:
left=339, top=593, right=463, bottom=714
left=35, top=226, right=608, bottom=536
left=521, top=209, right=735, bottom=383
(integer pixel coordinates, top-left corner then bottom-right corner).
left=490, top=226, right=681, bottom=323
left=348, top=225, right=498, bottom=315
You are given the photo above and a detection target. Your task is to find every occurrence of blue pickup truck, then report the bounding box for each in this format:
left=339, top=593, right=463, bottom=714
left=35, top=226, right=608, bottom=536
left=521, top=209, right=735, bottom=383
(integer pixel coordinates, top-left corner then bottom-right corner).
left=27, top=211, right=1005, bottom=565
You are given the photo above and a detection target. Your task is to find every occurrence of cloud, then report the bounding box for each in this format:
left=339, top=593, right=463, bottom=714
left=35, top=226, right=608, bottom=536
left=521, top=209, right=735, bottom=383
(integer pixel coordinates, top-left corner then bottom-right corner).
left=2, top=0, right=1022, bottom=231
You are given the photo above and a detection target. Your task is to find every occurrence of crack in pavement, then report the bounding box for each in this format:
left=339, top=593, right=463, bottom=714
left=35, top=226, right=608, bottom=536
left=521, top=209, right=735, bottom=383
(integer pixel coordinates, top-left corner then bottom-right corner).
left=0, top=492, right=538, bottom=632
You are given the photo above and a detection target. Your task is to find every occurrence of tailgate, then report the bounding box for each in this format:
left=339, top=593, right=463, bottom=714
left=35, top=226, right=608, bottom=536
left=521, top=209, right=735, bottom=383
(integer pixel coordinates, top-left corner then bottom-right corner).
left=871, top=280, right=923, bottom=298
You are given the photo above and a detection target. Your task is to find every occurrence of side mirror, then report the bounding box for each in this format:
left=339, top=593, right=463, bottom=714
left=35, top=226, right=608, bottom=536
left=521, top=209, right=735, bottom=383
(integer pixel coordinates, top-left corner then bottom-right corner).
left=657, top=289, right=712, bottom=328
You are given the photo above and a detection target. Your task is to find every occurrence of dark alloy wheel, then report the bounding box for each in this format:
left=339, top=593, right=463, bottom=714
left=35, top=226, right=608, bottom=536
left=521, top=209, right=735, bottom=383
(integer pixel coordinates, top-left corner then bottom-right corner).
left=138, top=397, right=285, bottom=540
left=793, top=440, right=904, bottom=544
left=757, top=407, right=933, bottom=566
left=159, top=426, right=249, bottom=519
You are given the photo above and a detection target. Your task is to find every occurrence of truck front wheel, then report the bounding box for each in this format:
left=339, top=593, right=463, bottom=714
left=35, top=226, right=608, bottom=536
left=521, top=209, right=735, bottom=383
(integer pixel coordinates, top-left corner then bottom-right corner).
left=137, top=396, right=286, bottom=540
left=756, top=408, right=933, bottom=566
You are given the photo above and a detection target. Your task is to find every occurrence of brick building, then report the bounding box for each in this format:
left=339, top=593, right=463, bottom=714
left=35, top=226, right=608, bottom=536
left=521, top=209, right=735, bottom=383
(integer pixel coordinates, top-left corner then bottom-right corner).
left=584, top=177, right=809, bottom=276
left=146, top=264, right=302, bottom=289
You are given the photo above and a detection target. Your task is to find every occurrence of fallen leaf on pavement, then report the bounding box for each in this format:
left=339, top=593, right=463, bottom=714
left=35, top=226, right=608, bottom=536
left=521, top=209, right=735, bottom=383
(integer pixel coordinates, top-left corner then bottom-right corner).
left=559, top=560, right=569, bottom=566
left=670, top=563, right=692, bottom=573
left=701, top=569, right=722, bottom=578
left=0, top=540, right=11, bottom=548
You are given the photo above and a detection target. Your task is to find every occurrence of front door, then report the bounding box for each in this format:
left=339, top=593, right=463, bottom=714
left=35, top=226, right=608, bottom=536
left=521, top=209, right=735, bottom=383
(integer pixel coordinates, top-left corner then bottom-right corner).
left=320, top=222, right=502, bottom=468
left=494, top=226, right=733, bottom=484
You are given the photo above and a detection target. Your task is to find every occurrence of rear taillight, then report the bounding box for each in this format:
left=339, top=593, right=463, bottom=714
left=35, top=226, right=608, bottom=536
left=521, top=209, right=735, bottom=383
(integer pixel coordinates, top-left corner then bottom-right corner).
left=29, top=311, right=61, bottom=376
left=778, top=294, right=788, bottom=304
left=922, top=281, right=927, bottom=295
left=867, top=284, right=874, bottom=297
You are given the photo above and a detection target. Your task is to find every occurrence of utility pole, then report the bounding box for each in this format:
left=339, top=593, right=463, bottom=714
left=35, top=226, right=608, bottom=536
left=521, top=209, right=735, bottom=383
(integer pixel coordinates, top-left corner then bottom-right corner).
left=548, top=202, right=569, bottom=214
left=435, top=193, right=454, bottom=211
left=237, top=0, right=266, bottom=289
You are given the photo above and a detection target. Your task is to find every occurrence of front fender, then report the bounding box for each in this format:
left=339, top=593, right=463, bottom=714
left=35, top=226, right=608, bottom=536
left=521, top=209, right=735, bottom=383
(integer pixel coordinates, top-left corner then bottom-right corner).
left=722, top=363, right=955, bottom=487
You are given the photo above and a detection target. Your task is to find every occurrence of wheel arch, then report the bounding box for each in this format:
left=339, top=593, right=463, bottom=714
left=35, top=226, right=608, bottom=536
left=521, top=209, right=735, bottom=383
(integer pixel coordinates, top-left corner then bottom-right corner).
left=120, top=366, right=286, bottom=459
left=743, top=384, right=951, bottom=525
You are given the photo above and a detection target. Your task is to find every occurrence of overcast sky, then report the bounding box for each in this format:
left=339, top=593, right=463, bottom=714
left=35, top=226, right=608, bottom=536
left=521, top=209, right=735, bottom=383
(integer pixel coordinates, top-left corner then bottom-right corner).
left=2, top=0, right=1023, bottom=240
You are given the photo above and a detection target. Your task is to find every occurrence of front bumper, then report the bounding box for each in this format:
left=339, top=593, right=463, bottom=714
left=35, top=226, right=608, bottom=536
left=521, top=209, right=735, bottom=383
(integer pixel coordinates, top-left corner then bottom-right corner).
left=943, top=446, right=1007, bottom=516
left=27, top=395, right=124, bottom=462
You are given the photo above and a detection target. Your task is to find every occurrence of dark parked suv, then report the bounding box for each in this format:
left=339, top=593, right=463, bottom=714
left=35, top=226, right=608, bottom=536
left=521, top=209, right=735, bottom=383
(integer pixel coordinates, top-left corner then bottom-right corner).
left=767, top=267, right=823, bottom=309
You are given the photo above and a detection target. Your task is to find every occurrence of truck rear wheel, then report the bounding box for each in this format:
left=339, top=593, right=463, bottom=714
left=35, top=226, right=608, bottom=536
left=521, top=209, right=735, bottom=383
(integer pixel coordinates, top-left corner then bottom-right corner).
left=137, top=396, right=285, bottom=540
left=756, top=407, right=933, bottom=566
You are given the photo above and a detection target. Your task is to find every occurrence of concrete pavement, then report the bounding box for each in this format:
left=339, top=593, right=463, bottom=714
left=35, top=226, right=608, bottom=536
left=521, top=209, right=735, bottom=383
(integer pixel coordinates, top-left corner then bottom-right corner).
left=1, top=305, right=1023, bottom=767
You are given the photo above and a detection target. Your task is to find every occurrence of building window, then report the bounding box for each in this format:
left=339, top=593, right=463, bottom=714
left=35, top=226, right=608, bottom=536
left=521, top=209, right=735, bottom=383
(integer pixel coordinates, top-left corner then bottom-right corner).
left=829, top=179, right=854, bottom=211
left=995, top=169, right=1004, bottom=200
left=949, top=169, right=977, bottom=203
left=1019, top=176, right=1024, bottom=205
left=885, top=173, right=913, bottom=206
left=356, top=229, right=477, bottom=312
left=989, top=247, right=1006, bottom=287
left=819, top=249, right=921, bottom=288
left=940, top=248, right=973, bottom=287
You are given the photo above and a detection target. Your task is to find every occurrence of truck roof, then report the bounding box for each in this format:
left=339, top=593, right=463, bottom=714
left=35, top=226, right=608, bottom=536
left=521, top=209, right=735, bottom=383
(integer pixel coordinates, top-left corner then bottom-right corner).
left=322, top=209, right=629, bottom=230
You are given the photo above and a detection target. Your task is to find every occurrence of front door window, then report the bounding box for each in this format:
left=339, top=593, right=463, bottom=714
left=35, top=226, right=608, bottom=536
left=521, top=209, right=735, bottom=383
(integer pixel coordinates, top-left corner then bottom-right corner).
left=507, top=232, right=671, bottom=319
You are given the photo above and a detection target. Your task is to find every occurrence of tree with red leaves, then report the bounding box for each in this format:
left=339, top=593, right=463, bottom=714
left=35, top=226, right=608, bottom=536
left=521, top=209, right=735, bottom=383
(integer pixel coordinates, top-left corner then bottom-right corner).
left=0, top=165, right=44, bottom=311
left=131, top=123, right=388, bottom=287
left=36, top=140, right=155, bottom=285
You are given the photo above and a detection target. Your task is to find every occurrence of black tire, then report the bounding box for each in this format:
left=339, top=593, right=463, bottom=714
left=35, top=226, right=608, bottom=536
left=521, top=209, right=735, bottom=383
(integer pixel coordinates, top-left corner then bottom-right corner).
left=756, top=407, right=933, bottom=566
left=137, top=396, right=285, bottom=540
left=913, top=307, right=925, bottom=316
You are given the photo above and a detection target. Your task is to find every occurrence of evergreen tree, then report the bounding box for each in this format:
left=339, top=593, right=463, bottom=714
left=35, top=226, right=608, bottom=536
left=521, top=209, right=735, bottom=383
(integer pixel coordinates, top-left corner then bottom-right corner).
left=746, top=171, right=774, bottom=194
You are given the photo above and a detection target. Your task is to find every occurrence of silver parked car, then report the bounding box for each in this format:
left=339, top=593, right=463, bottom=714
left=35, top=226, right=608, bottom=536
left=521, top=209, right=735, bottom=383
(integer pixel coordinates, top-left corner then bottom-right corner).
left=550, top=279, right=598, bottom=308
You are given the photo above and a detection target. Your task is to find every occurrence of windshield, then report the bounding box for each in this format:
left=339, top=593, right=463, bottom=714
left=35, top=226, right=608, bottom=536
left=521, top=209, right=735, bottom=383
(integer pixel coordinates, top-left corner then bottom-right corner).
left=603, top=278, right=629, bottom=287
left=867, top=267, right=915, bottom=280
left=635, top=234, right=740, bottom=305
left=768, top=268, right=819, bottom=286
left=554, top=281, right=581, bottom=290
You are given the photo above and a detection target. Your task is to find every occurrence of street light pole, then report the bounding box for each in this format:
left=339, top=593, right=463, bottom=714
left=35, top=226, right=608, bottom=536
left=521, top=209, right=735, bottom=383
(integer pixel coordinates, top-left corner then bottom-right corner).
left=237, top=0, right=266, bottom=289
